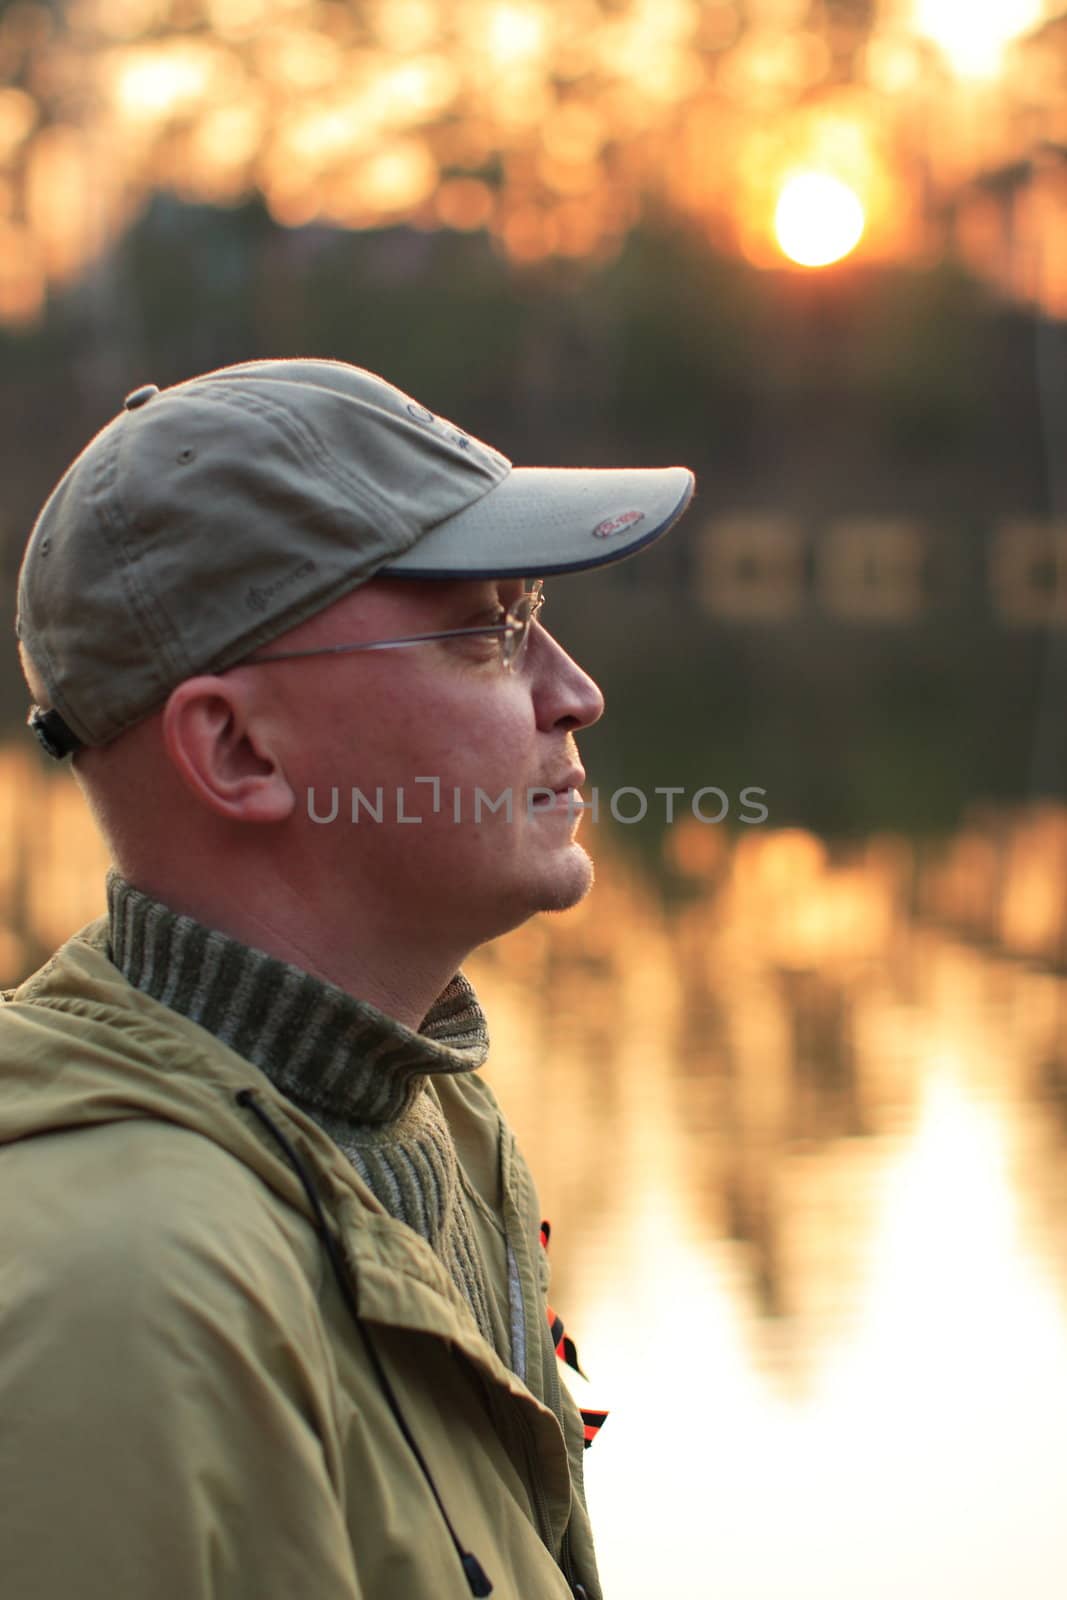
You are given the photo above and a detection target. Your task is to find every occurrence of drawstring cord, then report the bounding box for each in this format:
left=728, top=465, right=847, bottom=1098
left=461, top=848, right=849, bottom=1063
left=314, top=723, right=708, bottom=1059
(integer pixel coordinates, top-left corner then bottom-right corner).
left=235, top=1088, right=493, bottom=1599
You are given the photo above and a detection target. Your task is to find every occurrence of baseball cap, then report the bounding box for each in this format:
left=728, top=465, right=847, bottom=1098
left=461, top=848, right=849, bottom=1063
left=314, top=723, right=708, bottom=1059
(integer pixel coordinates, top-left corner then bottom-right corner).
left=16, top=357, right=695, bottom=758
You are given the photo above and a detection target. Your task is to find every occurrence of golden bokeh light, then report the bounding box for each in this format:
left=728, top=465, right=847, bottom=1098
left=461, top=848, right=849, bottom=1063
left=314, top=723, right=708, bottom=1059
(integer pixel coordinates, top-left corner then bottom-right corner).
left=0, top=88, right=36, bottom=162
left=254, top=27, right=342, bottom=93
left=371, top=0, right=442, bottom=55
left=204, top=0, right=268, bottom=37
left=0, top=0, right=1060, bottom=320
left=186, top=101, right=265, bottom=202
left=0, top=222, right=45, bottom=324
left=913, top=0, right=1043, bottom=78
left=434, top=176, right=495, bottom=230
left=110, top=41, right=219, bottom=121
left=358, top=137, right=439, bottom=215
left=774, top=171, right=866, bottom=268
left=73, top=0, right=172, bottom=42
left=484, top=3, right=550, bottom=67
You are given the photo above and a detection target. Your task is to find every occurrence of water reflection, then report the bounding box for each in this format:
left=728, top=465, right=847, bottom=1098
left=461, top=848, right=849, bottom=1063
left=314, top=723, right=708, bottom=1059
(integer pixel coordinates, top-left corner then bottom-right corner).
left=470, top=812, right=1067, bottom=1597
left=0, top=746, right=110, bottom=973
left=4, top=750, right=1067, bottom=1596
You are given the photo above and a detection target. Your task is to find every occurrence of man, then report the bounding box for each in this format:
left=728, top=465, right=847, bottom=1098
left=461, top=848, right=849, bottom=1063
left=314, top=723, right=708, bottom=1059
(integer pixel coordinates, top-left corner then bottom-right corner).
left=1, top=359, right=694, bottom=1598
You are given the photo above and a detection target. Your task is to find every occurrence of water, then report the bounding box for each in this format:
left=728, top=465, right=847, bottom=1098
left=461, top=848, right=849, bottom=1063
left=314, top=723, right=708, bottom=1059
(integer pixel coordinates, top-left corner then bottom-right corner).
left=472, top=824, right=1067, bottom=1597
left=3, top=751, right=1067, bottom=1597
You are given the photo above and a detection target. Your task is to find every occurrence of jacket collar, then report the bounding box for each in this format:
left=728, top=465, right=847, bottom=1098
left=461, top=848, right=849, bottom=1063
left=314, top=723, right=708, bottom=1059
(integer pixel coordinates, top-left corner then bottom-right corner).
left=106, top=870, right=489, bottom=1126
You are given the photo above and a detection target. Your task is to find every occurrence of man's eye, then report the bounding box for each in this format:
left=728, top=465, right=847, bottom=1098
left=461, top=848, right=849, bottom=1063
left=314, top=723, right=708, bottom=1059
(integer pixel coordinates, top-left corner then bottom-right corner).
left=447, top=622, right=501, bottom=656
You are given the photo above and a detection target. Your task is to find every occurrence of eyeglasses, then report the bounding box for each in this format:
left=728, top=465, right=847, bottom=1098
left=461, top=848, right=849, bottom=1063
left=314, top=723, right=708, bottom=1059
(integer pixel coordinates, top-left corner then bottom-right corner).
left=240, top=579, right=545, bottom=674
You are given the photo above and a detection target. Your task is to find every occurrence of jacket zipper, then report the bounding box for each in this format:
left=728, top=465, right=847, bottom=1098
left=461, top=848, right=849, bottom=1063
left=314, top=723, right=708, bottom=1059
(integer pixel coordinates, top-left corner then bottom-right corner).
left=517, top=1404, right=581, bottom=1593
left=519, top=1413, right=559, bottom=1560
left=560, top=1526, right=578, bottom=1590
left=518, top=1408, right=575, bottom=1580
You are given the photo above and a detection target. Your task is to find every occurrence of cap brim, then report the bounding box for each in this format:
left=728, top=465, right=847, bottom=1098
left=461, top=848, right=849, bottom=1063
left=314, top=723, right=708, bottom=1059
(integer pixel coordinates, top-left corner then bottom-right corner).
left=377, top=465, right=695, bottom=578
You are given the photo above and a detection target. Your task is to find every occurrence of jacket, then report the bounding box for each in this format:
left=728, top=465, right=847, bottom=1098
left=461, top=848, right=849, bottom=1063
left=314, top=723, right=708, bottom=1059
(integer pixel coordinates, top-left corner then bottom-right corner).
left=0, top=918, right=602, bottom=1599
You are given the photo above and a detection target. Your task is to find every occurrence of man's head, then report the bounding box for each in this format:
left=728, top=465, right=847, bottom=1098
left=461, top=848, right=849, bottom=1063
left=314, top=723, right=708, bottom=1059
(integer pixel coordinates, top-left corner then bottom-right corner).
left=16, top=359, right=693, bottom=1001
left=17, top=358, right=692, bottom=757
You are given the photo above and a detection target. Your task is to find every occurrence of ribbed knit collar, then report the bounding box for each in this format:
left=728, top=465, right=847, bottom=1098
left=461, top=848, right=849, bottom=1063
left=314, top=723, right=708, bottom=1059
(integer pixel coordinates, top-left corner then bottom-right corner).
left=105, top=870, right=489, bottom=1126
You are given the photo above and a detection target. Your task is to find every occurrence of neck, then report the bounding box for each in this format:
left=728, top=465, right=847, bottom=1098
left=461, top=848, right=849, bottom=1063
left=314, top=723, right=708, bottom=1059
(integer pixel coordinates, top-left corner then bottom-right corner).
left=117, top=859, right=470, bottom=1032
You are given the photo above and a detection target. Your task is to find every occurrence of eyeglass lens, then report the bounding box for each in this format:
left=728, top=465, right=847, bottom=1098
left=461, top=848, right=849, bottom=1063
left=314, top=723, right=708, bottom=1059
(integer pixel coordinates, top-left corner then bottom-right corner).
left=503, top=584, right=542, bottom=670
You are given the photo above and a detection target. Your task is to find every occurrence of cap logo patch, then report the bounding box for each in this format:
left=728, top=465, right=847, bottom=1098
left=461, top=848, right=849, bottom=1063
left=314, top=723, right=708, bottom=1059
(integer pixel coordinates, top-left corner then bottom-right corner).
left=592, top=510, right=645, bottom=539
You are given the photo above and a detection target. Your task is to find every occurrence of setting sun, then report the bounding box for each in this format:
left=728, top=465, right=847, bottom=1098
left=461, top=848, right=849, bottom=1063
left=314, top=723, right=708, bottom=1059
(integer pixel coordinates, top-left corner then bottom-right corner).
left=774, top=172, right=866, bottom=268
left=0, top=0, right=1059, bottom=316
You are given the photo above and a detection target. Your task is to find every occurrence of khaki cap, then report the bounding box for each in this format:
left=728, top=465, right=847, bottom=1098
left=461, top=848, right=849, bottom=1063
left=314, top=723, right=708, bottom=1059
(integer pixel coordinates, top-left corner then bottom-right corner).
left=16, top=358, right=694, bottom=757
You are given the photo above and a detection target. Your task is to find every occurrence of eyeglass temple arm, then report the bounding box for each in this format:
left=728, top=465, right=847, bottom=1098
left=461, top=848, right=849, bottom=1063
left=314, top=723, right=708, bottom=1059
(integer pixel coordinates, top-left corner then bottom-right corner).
left=249, top=623, right=518, bottom=665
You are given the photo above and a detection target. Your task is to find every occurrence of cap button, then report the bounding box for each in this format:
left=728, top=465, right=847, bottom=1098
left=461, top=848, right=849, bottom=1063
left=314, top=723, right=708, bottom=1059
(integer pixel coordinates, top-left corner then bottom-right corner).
left=123, top=383, right=159, bottom=411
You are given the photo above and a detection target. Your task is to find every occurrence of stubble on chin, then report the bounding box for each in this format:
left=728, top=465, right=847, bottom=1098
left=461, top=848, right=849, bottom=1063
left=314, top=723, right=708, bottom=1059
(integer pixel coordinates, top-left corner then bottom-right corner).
left=533, top=843, right=597, bottom=915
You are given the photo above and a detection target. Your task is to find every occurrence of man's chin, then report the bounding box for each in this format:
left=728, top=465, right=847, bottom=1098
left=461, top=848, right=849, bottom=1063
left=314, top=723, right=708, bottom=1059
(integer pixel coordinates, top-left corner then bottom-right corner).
left=531, top=842, right=596, bottom=915
left=469, top=845, right=595, bottom=944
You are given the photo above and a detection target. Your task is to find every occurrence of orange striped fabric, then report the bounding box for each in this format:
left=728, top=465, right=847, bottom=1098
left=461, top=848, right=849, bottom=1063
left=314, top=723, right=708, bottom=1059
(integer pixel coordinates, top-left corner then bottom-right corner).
left=539, top=1220, right=608, bottom=1449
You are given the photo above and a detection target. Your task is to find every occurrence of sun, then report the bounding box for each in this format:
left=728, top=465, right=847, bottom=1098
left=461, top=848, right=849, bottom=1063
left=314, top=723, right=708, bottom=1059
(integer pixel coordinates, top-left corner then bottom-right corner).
left=774, top=172, right=866, bottom=269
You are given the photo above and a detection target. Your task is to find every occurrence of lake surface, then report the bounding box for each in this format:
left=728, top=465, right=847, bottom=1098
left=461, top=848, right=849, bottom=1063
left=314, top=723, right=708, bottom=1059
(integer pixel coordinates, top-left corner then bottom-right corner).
left=4, top=748, right=1067, bottom=1598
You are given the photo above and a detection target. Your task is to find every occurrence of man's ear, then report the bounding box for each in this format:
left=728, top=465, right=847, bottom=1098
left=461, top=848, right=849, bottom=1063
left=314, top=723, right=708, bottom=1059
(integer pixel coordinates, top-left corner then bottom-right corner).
left=161, top=677, right=295, bottom=823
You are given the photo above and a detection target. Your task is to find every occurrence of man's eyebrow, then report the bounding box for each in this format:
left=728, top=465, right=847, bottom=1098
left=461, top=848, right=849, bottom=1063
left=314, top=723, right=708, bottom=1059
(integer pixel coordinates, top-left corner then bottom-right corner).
left=457, top=581, right=523, bottom=618
left=458, top=596, right=508, bottom=625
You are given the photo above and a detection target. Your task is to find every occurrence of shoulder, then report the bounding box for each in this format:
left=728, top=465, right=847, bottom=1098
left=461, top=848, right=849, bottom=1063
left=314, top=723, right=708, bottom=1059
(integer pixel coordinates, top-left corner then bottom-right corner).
left=0, top=1117, right=326, bottom=1338
left=0, top=1121, right=356, bottom=1599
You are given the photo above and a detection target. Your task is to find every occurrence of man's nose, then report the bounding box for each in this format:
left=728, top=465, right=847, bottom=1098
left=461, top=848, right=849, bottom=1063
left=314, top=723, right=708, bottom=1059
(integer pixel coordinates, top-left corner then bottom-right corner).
left=529, top=627, right=605, bottom=732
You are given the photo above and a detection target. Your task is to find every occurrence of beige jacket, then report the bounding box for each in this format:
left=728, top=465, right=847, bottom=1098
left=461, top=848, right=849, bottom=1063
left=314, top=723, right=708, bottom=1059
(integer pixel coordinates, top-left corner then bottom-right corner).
left=0, top=920, right=601, bottom=1599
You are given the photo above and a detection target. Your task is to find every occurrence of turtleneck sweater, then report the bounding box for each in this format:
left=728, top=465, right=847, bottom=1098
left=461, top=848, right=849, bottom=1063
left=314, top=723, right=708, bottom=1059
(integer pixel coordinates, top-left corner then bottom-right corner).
left=105, top=870, right=498, bottom=1350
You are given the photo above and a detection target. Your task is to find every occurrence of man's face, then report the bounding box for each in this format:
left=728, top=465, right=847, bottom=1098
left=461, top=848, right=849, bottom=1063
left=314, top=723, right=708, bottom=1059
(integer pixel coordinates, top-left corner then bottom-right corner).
left=243, top=575, right=606, bottom=947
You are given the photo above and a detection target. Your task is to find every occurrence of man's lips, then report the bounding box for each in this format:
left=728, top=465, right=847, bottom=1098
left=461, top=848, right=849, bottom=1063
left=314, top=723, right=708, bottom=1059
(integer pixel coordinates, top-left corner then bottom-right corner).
left=530, top=770, right=587, bottom=808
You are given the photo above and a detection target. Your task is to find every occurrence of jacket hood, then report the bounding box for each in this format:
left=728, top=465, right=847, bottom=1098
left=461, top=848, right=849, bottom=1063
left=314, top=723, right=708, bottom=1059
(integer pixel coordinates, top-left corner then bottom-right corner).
left=0, top=917, right=387, bottom=1228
